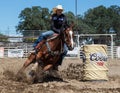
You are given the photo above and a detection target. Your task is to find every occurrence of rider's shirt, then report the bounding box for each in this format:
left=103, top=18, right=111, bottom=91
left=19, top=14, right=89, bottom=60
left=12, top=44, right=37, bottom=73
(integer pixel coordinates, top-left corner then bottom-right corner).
left=51, top=14, right=69, bottom=33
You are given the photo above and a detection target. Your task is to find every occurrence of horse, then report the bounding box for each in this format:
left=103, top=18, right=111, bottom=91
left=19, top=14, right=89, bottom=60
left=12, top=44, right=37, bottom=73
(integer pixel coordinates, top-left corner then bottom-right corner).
left=18, top=23, right=74, bottom=82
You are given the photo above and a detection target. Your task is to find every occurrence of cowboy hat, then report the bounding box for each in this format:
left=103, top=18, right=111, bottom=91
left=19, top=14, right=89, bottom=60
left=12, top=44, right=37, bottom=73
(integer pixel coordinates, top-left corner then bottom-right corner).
left=52, top=5, right=64, bottom=13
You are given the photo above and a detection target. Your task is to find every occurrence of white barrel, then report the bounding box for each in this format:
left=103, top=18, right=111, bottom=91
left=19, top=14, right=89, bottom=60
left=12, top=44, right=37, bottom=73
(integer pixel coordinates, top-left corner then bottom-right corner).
left=82, top=44, right=108, bottom=81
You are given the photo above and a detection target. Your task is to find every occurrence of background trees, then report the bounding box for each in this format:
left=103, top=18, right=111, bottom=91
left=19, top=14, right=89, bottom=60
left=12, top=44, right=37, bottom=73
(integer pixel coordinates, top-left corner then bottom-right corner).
left=16, top=6, right=51, bottom=37
left=84, top=5, right=120, bottom=34
left=16, top=5, right=120, bottom=44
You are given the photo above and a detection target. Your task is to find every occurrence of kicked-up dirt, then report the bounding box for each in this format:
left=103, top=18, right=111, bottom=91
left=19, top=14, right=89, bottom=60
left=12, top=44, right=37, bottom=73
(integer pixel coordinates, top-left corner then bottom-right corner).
left=0, top=58, right=120, bottom=93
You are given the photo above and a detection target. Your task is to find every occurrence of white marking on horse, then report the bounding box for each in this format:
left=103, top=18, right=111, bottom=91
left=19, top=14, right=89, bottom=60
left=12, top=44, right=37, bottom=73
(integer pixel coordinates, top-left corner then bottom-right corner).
left=69, top=30, right=74, bottom=48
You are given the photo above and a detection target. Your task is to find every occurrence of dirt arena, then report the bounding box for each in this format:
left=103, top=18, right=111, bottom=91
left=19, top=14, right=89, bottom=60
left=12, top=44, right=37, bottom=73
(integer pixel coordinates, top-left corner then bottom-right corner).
left=0, top=58, right=120, bottom=93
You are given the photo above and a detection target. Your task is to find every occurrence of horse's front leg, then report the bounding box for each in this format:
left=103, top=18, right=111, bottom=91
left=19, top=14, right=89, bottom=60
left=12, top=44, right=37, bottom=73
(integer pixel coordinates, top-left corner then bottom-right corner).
left=18, top=53, right=36, bottom=73
left=29, top=52, right=43, bottom=77
left=43, top=56, right=60, bottom=71
left=43, top=64, right=53, bottom=71
left=16, top=54, right=36, bottom=82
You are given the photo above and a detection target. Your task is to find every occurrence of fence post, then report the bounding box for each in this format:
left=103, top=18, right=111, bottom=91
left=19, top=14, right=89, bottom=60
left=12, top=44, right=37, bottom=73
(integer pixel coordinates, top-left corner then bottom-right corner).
left=77, top=35, right=80, bottom=47
left=111, top=34, right=114, bottom=59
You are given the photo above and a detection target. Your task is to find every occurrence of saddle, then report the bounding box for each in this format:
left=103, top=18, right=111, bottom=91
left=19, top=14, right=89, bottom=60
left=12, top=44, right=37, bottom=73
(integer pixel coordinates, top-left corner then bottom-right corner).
left=47, top=33, right=59, bottom=41
left=35, top=33, right=59, bottom=49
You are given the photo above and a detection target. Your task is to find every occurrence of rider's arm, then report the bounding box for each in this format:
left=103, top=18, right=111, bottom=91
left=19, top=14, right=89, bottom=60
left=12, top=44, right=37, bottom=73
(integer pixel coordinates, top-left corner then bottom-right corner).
left=50, top=14, right=60, bottom=33
left=51, top=21, right=60, bottom=34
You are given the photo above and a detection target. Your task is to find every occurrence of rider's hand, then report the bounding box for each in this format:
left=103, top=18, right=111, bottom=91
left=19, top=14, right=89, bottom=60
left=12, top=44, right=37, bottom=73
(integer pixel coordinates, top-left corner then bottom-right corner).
left=67, top=28, right=70, bottom=31
left=60, top=28, right=65, bottom=32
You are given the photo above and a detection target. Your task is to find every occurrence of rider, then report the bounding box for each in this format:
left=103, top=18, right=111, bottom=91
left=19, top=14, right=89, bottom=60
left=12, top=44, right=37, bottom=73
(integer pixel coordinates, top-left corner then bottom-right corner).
left=32, top=5, right=69, bottom=67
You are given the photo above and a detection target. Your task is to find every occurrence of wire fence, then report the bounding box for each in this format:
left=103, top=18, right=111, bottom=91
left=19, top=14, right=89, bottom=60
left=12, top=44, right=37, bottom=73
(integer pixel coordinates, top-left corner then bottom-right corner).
left=0, top=31, right=119, bottom=59
left=0, top=42, right=119, bottom=59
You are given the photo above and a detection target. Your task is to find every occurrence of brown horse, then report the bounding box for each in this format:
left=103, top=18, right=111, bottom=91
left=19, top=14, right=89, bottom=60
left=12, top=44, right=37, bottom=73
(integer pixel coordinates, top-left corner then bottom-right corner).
left=18, top=23, right=74, bottom=81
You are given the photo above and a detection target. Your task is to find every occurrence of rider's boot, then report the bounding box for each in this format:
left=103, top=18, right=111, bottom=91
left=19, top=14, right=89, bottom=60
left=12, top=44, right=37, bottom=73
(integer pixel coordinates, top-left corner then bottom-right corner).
left=35, top=40, right=45, bottom=49
left=30, top=41, right=45, bottom=54
left=30, top=48, right=37, bottom=54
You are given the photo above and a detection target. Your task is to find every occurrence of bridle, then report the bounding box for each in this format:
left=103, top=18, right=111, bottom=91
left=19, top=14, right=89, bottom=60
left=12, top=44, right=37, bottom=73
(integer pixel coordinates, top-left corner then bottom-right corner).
left=62, top=27, right=74, bottom=51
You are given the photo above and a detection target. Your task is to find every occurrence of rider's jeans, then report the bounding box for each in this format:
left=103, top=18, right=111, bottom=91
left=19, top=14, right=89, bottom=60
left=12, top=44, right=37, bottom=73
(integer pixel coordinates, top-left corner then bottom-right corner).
left=33, top=30, right=54, bottom=48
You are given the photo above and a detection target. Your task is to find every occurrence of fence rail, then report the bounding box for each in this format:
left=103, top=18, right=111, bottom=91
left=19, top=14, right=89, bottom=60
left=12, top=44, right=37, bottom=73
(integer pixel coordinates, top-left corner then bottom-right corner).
left=0, top=45, right=119, bottom=59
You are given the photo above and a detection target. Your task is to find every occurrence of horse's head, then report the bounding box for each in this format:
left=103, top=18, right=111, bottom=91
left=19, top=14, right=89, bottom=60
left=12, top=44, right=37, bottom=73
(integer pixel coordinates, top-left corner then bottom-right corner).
left=62, top=24, right=74, bottom=51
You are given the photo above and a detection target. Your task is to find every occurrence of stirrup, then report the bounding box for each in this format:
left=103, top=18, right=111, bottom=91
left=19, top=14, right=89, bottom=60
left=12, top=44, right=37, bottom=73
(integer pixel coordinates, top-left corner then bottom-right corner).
left=30, top=49, right=36, bottom=53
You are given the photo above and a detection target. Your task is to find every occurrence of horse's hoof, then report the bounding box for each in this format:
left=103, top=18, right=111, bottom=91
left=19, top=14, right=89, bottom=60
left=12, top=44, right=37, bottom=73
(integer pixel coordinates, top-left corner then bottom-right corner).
left=38, top=79, right=44, bottom=83
left=53, top=66, right=59, bottom=71
left=29, top=70, right=35, bottom=77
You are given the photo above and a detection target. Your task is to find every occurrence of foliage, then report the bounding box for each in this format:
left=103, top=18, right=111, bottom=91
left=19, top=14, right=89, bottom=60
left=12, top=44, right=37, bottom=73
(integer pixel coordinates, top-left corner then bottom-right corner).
left=0, top=34, right=8, bottom=42
left=65, top=12, right=94, bottom=34
left=16, top=5, right=120, bottom=44
left=23, top=38, right=37, bottom=43
left=16, top=6, right=51, bottom=37
left=84, top=5, right=120, bottom=34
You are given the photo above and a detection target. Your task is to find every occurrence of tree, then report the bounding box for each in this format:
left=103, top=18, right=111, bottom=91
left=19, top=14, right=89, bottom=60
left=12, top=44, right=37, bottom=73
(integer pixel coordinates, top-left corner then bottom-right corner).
left=84, top=5, right=110, bottom=34
left=65, top=11, right=93, bottom=34
left=16, top=5, right=120, bottom=44
left=108, top=5, right=120, bottom=32
left=16, top=6, right=94, bottom=36
left=83, top=5, right=120, bottom=35
left=108, top=5, right=120, bottom=45
left=0, top=33, right=8, bottom=42
left=16, top=6, right=51, bottom=37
